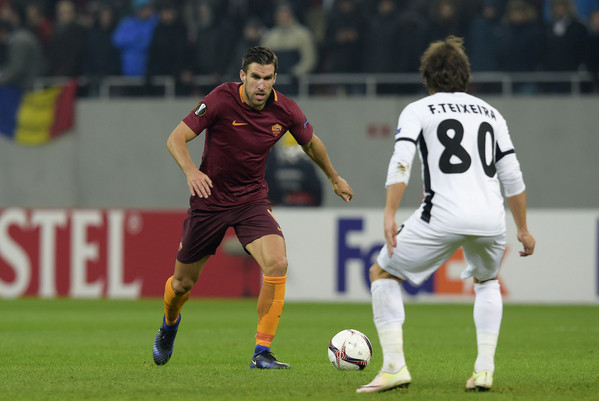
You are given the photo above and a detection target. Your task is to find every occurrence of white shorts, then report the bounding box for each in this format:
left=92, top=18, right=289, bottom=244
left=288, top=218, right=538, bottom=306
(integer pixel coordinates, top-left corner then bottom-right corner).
left=376, top=214, right=506, bottom=285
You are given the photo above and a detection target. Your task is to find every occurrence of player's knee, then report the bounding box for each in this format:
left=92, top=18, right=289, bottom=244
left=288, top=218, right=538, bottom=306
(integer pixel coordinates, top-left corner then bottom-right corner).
left=474, top=277, right=497, bottom=284
left=172, top=276, right=195, bottom=294
left=264, top=256, right=288, bottom=277
left=369, top=264, right=384, bottom=281
left=369, top=263, right=401, bottom=283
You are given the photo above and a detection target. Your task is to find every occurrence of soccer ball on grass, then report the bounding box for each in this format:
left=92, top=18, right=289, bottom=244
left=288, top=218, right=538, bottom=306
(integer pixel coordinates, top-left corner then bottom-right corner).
left=328, top=329, right=372, bottom=370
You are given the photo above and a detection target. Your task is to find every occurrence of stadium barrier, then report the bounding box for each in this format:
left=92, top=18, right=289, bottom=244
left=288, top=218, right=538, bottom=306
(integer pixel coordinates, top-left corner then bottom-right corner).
left=1, top=207, right=597, bottom=304
left=30, top=71, right=595, bottom=98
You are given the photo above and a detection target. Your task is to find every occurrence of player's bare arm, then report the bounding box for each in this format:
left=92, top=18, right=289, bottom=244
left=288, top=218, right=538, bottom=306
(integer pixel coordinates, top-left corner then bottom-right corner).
left=383, top=182, right=406, bottom=256
left=506, top=191, right=535, bottom=257
left=166, top=121, right=213, bottom=198
left=301, top=134, right=353, bottom=202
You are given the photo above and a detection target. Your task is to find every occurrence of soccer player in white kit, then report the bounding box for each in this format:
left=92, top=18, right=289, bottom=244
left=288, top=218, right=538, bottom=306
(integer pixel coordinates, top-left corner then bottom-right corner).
left=357, top=36, right=536, bottom=393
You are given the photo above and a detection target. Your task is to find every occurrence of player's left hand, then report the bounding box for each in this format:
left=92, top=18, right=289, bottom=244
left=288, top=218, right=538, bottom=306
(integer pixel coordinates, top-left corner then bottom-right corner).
left=518, top=229, right=535, bottom=257
left=332, top=176, right=353, bottom=202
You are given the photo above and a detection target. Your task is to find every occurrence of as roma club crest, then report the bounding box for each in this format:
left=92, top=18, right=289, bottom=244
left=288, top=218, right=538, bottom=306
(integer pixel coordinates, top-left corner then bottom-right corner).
left=271, top=123, right=283, bottom=137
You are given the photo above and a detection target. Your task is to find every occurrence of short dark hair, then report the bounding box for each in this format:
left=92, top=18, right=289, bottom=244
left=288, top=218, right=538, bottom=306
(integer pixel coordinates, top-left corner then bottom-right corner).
left=420, top=36, right=471, bottom=93
left=241, top=46, right=278, bottom=74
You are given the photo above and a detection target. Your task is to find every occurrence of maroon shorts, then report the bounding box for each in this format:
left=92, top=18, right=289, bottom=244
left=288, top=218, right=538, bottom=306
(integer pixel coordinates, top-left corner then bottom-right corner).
left=176, top=201, right=284, bottom=264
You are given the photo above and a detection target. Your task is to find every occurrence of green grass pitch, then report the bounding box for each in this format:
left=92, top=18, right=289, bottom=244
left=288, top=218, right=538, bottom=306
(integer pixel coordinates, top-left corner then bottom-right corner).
left=0, top=299, right=597, bottom=401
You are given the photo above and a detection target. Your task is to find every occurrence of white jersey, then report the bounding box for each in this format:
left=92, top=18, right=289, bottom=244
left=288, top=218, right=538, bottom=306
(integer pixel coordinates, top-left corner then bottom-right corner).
left=386, top=92, right=525, bottom=235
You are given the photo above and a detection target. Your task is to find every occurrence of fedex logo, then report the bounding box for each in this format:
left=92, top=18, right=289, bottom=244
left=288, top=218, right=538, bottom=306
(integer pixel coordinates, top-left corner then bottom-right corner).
left=336, top=217, right=507, bottom=297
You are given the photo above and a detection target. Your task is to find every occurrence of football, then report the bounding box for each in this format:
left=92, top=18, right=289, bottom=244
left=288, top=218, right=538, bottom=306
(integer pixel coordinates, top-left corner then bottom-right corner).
left=328, top=329, right=373, bottom=370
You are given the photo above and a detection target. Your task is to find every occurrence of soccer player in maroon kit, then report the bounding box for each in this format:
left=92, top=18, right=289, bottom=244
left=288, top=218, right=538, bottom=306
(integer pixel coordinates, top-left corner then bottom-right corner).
left=153, top=46, right=354, bottom=369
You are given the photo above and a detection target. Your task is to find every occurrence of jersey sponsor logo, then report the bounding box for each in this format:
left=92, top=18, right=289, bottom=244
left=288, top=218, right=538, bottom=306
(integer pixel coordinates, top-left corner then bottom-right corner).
left=271, top=123, right=283, bottom=136
left=304, top=119, right=309, bottom=128
left=194, top=103, right=207, bottom=116
left=232, top=120, right=248, bottom=126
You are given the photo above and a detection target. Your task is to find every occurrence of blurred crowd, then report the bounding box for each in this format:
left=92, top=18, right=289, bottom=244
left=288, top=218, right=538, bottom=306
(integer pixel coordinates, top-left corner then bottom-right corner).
left=0, top=0, right=598, bottom=95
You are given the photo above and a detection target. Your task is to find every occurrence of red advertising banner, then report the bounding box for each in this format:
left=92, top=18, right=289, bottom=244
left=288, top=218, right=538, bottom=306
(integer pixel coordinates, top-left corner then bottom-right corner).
left=0, top=208, right=262, bottom=298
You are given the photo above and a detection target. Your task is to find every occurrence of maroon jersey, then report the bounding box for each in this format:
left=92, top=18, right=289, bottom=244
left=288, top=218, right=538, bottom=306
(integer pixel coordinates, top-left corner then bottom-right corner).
left=182, top=82, right=314, bottom=210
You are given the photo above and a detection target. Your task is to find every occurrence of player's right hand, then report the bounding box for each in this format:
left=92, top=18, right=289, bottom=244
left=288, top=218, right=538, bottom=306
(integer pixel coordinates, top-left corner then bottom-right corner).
left=384, top=215, right=398, bottom=257
left=187, top=170, right=213, bottom=198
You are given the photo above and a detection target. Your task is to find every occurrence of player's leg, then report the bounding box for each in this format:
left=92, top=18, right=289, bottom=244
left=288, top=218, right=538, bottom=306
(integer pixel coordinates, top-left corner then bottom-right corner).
left=154, top=207, right=228, bottom=366
left=165, top=257, right=209, bottom=322
left=356, top=263, right=411, bottom=393
left=245, top=234, right=290, bottom=369
left=358, top=218, right=461, bottom=393
left=153, top=257, right=209, bottom=366
left=462, top=235, right=506, bottom=391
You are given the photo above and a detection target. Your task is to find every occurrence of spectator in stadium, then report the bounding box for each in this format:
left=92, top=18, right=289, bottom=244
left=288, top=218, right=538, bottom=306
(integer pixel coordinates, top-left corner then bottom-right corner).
left=467, top=0, right=504, bottom=72
left=499, top=0, right=544, bottom=93
left=357, top=35, right=535, bottom=394
left=542, top=0, right=589, bottom=72
left=541, top=0, right=599, bottom=24
left=261, top=3, right=316, bottom=79
left=395, top=7, right=430, bottom=74
left=587, top=8, right=599, bottom=91
left=500, top=0, right=543, bottom=71
left=112, top=0, right=159, bottom=76
left=47, top=0, right=87, bottom=77
left=85, top=3, right=121, bottom=93
left=151, top=46, right=353, bottom=370
left=181, top=0, right=231, bottom=40
left=189, top=1, right=236, bottom=83
left=322, top=0, right=368, bottom=73
left=146, top=0, right=193, bottom=95
left=0, top=2, right=44, bottom=90
left=243, top=0, right=306, bottom=29
left=427, top=0, right=468, bottom=41
left=226, top=17, right=264, bottom=79
left=322, top=0, right=368, bottom=93
left=363, top=0, right=402, bottom=74
left=304, top=0, right=327, bottom=47
left=363, top=0, right=428, bottom=93
left=25, top=0, right=52, bottom=57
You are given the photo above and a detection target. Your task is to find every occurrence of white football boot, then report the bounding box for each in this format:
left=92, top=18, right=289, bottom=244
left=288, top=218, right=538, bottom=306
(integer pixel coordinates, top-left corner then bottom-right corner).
left=356, top=365, right=411, bottom=393
left=465, top=371, right=493, bottom=391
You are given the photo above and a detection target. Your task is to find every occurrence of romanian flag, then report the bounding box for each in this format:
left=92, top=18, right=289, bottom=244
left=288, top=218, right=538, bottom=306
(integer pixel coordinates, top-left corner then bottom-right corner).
left=0, top=79, right=77, bottom=146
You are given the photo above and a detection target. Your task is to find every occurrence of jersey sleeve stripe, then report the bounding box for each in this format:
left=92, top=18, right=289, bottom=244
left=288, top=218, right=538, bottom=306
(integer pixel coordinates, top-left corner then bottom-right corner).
left=395, top=137, right=417, bottom=144
left=495, top=144, right=515, bottom=162
left=418, top=133, right=434, bottom=224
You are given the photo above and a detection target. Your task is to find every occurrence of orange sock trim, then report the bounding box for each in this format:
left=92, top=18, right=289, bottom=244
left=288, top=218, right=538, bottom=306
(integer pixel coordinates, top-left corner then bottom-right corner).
left=263, top=275, right=287, bottom=284
left=255, top=275, right=287, bottom=348
left=163, top=276, right=189, bottom=325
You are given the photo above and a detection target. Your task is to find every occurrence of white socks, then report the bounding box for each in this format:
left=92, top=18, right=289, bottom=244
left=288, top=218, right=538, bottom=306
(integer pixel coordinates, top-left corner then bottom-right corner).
left=371, top=279, right=406, bottom=373
left=473, top=280, right=502, bottom=373
left=371, top=278, right=502, bottom=375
